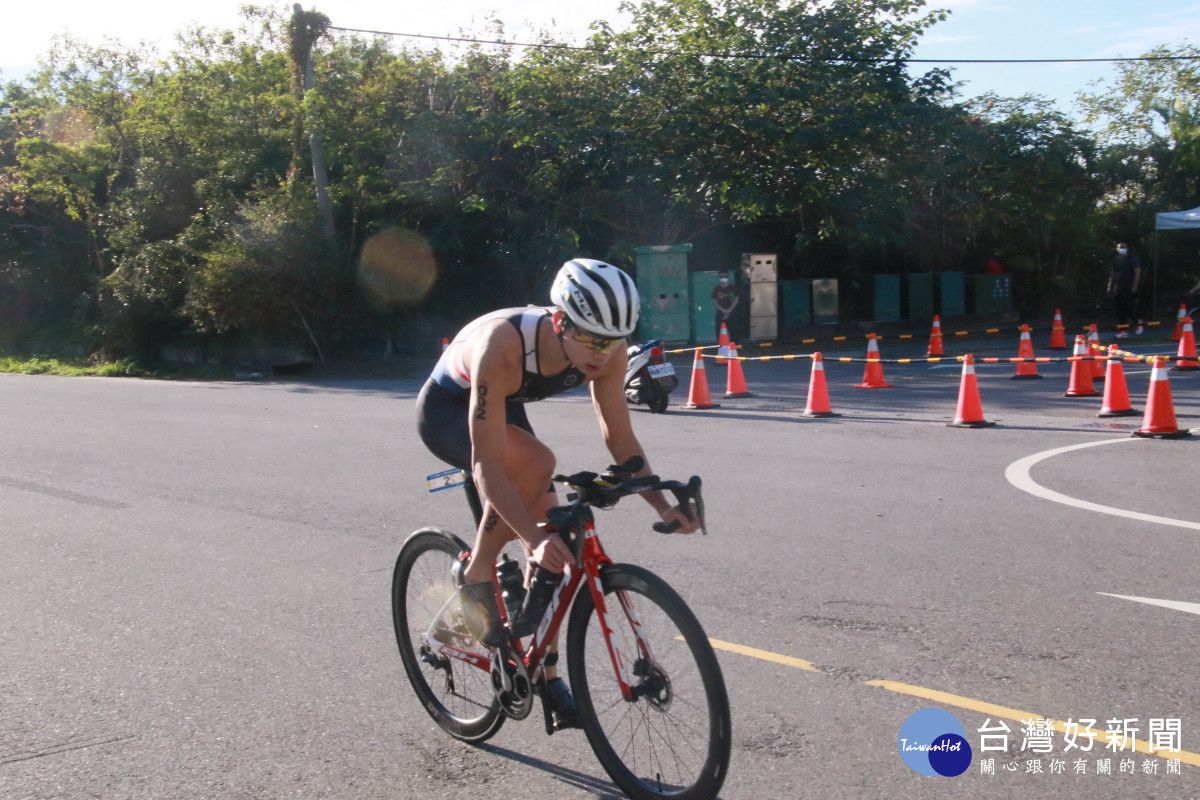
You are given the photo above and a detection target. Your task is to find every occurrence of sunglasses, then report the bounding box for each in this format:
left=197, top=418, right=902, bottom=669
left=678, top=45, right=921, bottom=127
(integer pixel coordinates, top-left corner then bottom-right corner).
left=569, top=329, right=625, bottom=354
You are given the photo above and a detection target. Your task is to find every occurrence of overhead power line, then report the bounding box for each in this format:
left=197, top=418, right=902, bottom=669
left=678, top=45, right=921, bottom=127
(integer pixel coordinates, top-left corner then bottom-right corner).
left=328, top=25, right=1200, bottom=64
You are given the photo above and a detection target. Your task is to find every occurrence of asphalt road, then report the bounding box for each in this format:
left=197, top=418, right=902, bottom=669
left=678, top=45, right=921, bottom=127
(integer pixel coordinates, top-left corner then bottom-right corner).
left=3, top=339, right=1199, bottom=799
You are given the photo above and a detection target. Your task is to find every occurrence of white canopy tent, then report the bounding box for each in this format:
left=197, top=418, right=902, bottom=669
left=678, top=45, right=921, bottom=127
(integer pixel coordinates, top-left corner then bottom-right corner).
left=1151, top=206, right=1200, bottom=313
left=1155, top=206, right=1200, bottom=230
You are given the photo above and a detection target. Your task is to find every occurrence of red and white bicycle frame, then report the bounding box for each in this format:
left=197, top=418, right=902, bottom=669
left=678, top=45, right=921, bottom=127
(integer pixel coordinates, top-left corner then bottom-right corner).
left=422, top=517, right=654, bottom=702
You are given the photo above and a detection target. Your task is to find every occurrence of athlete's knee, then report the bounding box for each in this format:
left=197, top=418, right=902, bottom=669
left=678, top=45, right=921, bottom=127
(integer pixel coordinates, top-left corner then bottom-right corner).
left=507, top=438, right=555, bottom=498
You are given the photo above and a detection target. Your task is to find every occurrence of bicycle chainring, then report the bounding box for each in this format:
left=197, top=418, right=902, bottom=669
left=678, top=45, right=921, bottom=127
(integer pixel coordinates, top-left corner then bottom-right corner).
left=490, top=648, right=533, bottom=720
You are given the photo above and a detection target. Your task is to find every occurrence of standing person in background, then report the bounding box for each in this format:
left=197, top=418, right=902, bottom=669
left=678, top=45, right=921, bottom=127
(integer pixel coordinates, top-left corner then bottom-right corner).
left=1107, top=243, right=1142, bottom=338
left=711, top=271, right=739, bottom=340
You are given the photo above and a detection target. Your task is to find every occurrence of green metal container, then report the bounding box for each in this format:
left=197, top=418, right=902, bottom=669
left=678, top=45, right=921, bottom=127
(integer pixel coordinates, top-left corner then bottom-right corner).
left=690, top=271, right=722, bottom=344
left=904, top=273, right=935, bottom=320
left=779, top=279, right=812, bottom=328
left=812, top=278, right=839, bottom=324
left=970, top=274, right=1013, bottom=314
left=634, top=244, right=692, bottom=344
left=935, top=271, right=966, bottom=317
left=872, top=274, right=901, bottom=321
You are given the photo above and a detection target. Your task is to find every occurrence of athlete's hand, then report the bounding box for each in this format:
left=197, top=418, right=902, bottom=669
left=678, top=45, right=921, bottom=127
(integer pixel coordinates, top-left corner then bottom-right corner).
left=661, top=504, right=700, bottom=534
left=531, top=532, right=573, bottom=573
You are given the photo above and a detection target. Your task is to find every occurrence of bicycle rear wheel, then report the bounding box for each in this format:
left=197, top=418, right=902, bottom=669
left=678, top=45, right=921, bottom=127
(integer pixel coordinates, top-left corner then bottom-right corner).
left=567, top=564, right=731, bottom=800
left=392, top=527, right=503, bottom=743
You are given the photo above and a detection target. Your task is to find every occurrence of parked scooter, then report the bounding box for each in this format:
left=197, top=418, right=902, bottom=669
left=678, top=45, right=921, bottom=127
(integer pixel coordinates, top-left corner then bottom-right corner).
left=624, top=340, right=678, bottom=413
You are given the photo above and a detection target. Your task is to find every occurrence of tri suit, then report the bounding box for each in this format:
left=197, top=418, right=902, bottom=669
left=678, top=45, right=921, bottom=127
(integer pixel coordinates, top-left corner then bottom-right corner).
left=416, top=306, right=586, bottom=472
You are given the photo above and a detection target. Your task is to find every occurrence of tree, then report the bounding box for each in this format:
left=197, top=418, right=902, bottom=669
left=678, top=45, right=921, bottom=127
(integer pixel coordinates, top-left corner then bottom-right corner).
left=1078, top=43, right=1200, bottom=303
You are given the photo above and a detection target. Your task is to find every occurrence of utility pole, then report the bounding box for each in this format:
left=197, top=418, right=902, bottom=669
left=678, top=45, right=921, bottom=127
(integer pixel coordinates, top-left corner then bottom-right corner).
left=291, top=4, right=335, bottom=240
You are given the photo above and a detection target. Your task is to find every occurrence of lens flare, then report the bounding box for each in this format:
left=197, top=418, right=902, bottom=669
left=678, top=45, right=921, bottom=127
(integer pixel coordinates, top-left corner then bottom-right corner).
left=357, top=227, right=438, bottom=310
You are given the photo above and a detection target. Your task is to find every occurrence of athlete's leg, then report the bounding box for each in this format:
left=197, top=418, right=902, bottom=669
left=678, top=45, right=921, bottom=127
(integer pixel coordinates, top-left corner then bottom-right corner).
left=462, top=423, right=556, bottom=583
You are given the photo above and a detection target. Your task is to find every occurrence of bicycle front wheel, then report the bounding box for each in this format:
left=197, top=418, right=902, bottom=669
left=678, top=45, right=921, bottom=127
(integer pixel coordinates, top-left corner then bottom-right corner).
left=567, top=564, right=731, bottom=800
left=392, top=527, right=503, bottom=743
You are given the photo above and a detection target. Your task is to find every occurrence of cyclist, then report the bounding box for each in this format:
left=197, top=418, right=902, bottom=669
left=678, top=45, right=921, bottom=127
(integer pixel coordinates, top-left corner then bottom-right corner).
left=415, top=258, right=700, bottom=727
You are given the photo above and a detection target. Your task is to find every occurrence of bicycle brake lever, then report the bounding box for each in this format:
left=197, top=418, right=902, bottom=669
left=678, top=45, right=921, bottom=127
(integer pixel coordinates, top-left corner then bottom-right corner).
left=652, top=476, right=706, bottom=535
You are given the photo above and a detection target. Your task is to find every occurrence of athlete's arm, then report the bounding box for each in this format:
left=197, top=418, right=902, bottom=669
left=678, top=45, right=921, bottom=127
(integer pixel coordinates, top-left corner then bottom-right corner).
left=589, top=345, right=700, bottom=533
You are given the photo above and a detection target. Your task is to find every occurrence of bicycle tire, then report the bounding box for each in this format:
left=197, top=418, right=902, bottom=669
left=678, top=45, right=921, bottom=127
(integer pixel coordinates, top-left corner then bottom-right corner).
left=567, top=564, right=731, bottom=800
left=392, top=527, right=504, bottom=743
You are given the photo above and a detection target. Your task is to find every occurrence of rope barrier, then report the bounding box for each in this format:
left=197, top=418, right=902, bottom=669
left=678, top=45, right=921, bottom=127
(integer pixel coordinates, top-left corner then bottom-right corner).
left=681, top=341, right=1173, bottom=365
left=701, top=353, right=1139, bottom=365
left=664, top=318, right=1165, bottom=357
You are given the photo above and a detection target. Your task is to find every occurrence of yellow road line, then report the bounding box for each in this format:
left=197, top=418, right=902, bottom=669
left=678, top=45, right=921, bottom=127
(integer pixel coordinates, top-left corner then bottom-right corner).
left=707, top=637, right=1199, bottom=767
left=705, top=637, right=820, bottom=672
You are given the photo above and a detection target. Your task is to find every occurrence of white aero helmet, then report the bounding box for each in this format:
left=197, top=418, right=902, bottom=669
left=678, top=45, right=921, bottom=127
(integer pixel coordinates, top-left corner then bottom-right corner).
left=550, top=259, right=639, bottom=338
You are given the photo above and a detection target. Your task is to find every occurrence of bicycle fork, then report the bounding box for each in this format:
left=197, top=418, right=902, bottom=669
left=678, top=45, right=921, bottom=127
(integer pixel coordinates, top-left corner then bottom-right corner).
left=582, top=530, right=657, bottom=704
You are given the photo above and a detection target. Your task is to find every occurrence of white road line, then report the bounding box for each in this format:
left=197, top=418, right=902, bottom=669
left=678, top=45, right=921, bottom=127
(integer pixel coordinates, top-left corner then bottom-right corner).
left=1098, top=593, right=1200, bottom=617
left=1004, top=438, right=1200, bottom=531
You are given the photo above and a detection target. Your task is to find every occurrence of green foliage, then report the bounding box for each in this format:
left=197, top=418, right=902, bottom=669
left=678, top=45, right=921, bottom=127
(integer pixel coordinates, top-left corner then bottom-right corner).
left=1, top=3, right=1198, bottom=362
left=0, top=354, right=145, bottom=376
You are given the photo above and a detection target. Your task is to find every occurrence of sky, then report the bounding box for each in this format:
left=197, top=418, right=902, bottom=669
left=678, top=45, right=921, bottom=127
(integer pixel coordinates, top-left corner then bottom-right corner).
left=2, top=0, right=1199, bottom=118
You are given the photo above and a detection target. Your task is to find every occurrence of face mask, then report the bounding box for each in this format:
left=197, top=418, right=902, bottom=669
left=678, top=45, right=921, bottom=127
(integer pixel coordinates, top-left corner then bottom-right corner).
left=719, top=278, right=729, bottom=285
left=1117, top=248, right=1128, bottom=255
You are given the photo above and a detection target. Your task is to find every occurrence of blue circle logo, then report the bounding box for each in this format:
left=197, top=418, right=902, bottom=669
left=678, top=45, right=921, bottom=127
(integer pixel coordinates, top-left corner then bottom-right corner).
left=898, top=708, right=973, bottom=776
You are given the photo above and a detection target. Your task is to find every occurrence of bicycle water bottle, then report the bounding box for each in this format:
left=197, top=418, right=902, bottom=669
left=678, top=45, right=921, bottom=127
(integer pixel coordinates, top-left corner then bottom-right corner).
left=511, top=564, right=560, bottom=638
left=495, top=555, right=526, bottom=623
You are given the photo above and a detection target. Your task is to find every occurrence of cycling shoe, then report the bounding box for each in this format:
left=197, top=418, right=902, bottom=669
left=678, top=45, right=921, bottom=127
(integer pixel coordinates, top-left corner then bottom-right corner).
left=457, top=580, right=507, bottom=648
left=545, top=677, right=581, bottom=730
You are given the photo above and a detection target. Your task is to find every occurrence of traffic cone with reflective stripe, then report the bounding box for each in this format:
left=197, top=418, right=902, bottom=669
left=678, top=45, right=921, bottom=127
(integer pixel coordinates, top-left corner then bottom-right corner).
left=1047, top=309, right=1067, bottom=349
left=716, top=323, right=730, bottom=362
left=1171, top=317, right=1199, bottom=372
left=1173, top=303, right=1187, bottom=341
left=1087, top=324, right=1105, bottom=379
left=803, top=352, right=839, bottom=417
left=854, top=333, right=893, bottom=388
left=1064, top=335, right=1097, bottom=396
left=682, top=350, right=719, bottom=409
left=926, top=316, right=944, bottom=356
left=1133, top=357, right=1191, bottom=438
left=441, top=337, right=450, bottom=352
left=948, top=355, right=995, bottom=428
left=1012, top=324, right=1041, bottom=379
left=1099, top=345, right=1137, bottom=417
left=724, top=343, right=754, bottom=398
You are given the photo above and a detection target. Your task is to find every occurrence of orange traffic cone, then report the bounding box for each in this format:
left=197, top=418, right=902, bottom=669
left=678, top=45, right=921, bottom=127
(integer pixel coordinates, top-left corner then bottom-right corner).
left=1012, top=324, right=1041, bottom=379
left=1172, top=303, right=1187, bottom=341
left=803, top=352, right=839, bottom=417
left=682, top=350, right=719, bottom=409
left=926, top=316, right=944, bottom=356
left=1171, top=316, right=1199, bottom=372
left=1098, top=345, right=1137, bottom=417
left=716, top=323, right=730, bottom=362
left=724, top=343, right=754, bottom=398
left=948, top=355, right=995, bottom=428
left=1047, top=309, right=1067, bottom=349
left=1133, top=357, right=1191, bottom=438
left=1064, top=335, right=1097, bottom=397
left=1087, top=324, right=1105, bottom=379
left=854, top=333, right=893, bottom=388
left=441, top=337, right=450, bottom=352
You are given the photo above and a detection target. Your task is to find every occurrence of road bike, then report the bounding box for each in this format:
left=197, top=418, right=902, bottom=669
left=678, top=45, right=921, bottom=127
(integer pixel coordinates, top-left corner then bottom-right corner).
left=392, top=457, right=731, bottom=800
